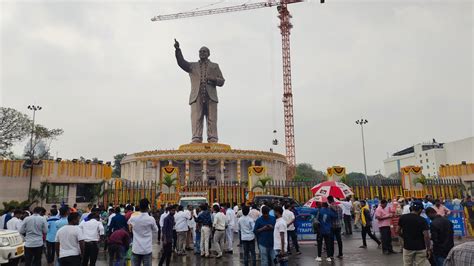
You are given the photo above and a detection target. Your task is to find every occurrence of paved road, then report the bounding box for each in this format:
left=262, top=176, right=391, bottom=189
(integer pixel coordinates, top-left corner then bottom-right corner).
left=93, top=233, right=407, bottom=265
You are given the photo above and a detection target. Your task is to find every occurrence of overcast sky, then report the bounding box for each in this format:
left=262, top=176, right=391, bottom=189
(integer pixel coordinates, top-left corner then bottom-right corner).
left=1, top=0, right=472, bottom=175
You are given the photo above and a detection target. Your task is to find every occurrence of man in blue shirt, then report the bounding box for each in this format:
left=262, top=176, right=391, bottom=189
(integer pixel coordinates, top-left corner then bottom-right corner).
left=196, top=204, right=212, bottom=257
left=108, top=207, right=127, bottom=234
left=46, top=209, right=60, bottom=266
left=316, top=202, right=336, bottom=262
left=254, top=206, right=276, bottom=266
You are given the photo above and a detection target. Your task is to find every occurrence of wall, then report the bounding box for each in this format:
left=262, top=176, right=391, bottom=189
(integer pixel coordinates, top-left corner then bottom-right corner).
left=445, top=137, right=474, bottom=164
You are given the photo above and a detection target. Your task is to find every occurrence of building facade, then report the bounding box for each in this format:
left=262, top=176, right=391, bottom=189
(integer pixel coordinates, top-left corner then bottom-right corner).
left=384, top=137, right=473, bottom=178
left=121, top=143, right=288, bottom=186
left=0, top=159, right=112, bottom=208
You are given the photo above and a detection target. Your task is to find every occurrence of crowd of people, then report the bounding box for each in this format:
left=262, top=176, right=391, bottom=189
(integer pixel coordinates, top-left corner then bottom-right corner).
left=0, top=194, right=472, bottom=266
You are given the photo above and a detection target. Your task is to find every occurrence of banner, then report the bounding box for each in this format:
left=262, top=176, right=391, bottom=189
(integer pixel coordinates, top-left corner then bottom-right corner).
left=295, top=207, right=317, bottom=241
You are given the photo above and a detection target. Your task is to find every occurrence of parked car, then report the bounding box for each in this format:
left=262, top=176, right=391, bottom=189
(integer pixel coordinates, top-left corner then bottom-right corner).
left=252, top=195, right=301, bottom=207
left=0, top=229, right=24, bottom=264
left=178, top=196, right=208, bottom=208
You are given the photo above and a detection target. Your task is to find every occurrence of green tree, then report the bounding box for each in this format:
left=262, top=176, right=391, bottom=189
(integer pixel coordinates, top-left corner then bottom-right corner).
left=24, top=124, right=63, bottom=159
left=161, top=174, right=178, bottom=193
left=414, top=175, right=427, bottom=185
left=252, top=176, right=273, bottom=193
left=294, top=163, right=326, bottom=181
left=29, top=182, right=55, bottom=207
left=0, top=107, right=31, bottom=157
left=89, top=181, right=106, bottom=204
left=112, top=153, right=127, bottom=178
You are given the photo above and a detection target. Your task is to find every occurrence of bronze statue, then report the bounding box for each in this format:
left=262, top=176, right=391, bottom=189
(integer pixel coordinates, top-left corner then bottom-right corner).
left=174, top=39, right=225, bottom=143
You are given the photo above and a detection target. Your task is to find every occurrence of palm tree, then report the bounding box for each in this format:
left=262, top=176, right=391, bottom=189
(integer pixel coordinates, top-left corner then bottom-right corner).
left=29, top=182, right=51, bottom=207
left=90, top=181, right=106, bottom=205
left=252, top=176, right=272, bottom=193
left=414, top=174, right=427, bottom=186
left=161, top=174, right=178, bottom=194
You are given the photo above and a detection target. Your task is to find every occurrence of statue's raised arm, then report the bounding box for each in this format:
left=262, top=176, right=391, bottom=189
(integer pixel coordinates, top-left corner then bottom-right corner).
left=174, top=39, right=191, bottom=73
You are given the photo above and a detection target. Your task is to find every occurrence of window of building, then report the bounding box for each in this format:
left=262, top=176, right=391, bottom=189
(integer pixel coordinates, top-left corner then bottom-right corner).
left=76, top=183, right=100, bottom=203
left=428, top=173, right=431, bottom=177
left=47, top=184, right=69, bottom=204
left=420, top=160, right=423, bottom=164
left=427, top=165, right=429, bottom=169
left=419, top=154, right=422, bottom=158
left=426, top=158, right=429, bottom=163
left=425, top=153, right=428, bottom=156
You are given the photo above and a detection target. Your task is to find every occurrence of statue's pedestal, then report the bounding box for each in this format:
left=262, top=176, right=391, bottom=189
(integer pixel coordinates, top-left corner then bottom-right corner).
left=121, top=142, right=287, bottom=185
left=179, top=143, right=231, bottom=151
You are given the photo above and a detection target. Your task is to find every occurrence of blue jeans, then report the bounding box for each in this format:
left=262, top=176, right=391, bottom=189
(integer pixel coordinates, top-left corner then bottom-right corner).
left=132, top=253, right=152, bottom=266
left=108, top=244, right=126, bottom=266
left=435, top=256, right=445, bottom=266
left=258, top=244, right=275, bottom=266
left=274, top=250, right=288, bottom=266
left=194, top=230, right=201, bottom=254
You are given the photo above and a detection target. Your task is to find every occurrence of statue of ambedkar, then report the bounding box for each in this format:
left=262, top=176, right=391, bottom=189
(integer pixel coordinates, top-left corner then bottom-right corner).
left=174, top=39, right=225, bottom=143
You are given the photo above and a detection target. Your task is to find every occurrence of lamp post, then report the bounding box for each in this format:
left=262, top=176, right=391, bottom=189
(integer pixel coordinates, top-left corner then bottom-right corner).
left=355, top=118, right=369, bottom=186
left=27, top=105, right=42, bottom=201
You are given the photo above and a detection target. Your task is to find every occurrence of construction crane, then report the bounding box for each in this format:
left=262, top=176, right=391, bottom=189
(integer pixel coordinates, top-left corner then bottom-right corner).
left=151, top=0, right=325, bottom=179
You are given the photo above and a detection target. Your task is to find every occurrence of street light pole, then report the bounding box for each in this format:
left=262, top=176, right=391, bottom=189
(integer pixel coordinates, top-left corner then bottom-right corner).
left=355, top=118, right=369, bottom=186
left=27, top=105, right=42, bottom=201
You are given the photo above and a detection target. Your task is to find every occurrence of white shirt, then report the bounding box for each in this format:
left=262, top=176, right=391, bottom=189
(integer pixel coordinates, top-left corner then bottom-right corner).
left=80, top=212, right=90, bottom=222
left=282, top=209, right=295, bottom=231
left=402, top=204, right=411, bottom=215
left=274, top=217, right=288, bottom=252
left=107, top=213, right=116, bottom=226
left=79, top=219, right=104, bottom=242
left=340, top=201, right=353, bottom=216
left=159, top=212, right=169, bottom=228
left=55, top=225, right=84, bottom=258
left=238, top=215, right=255, bottom=241
left=174, top=211, right=190, bottom=232
left=226, top=208, right=236, bottom=229
left=213, top=212, right=226, bottom=231
left=6, top=217, right=22, bottom=231
left=187, top=210, right=196, bottom=228
left=128, top=212, right=158, bottom=255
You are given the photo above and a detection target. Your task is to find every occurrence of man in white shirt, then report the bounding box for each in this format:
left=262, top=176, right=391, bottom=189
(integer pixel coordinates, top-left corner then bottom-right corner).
left=225, top=203, right=236, bottom=254
left=174, top=205, right=190, bottom=255
left=6, top=210, right=23, bottom=231
left=238, top=205, right=256, bottom=266
left=79, top=212, right=104, bottom=266
left=185, top=205, right=196, bottom=250
left=20, top=207, right=48, bottom=266
left=212, top=204, right=227, bottom=258
left=282, top=203, right=300, bottom=255
left=128, top=199, right=158, bottom=266
left=340, top=198, right=353, bottom=235
left=402, top=199, right=412, bottom=215
left=55, top=212, right=84, bottom=266
left=80, top=204, right=93, bottom=222
left=248, top=205, right=260, bottom=221
left=274, top=206, right=288, bottom=265
left=233, top=203, right=239, bottom=233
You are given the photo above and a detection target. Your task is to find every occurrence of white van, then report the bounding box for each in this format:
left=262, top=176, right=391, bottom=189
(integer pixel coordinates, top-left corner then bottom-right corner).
left=178, top=197, right=208, bottom=208
left=0, top=229, right=24, bottom=264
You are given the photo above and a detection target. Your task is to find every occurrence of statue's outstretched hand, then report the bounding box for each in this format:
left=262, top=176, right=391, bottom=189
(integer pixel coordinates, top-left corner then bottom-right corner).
left=174, top=39, right=180, bottom=49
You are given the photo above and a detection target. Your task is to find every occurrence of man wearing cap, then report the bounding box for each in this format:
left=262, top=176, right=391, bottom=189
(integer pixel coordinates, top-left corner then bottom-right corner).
left=398, top=200, right=431, bottom=266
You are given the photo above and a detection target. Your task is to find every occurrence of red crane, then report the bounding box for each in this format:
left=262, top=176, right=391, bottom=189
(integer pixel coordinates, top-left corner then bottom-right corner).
left=151, top=0, right=325, bottom=179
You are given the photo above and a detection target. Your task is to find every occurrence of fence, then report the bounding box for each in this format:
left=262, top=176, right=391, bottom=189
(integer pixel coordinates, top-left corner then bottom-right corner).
left=99, top=178, right=465, bottom=208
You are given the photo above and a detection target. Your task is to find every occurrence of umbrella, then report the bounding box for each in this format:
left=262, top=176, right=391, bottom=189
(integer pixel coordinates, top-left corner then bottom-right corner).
left=311, top=181, right=353, bottom=199
left=304, top=195, right=341, bottom=208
